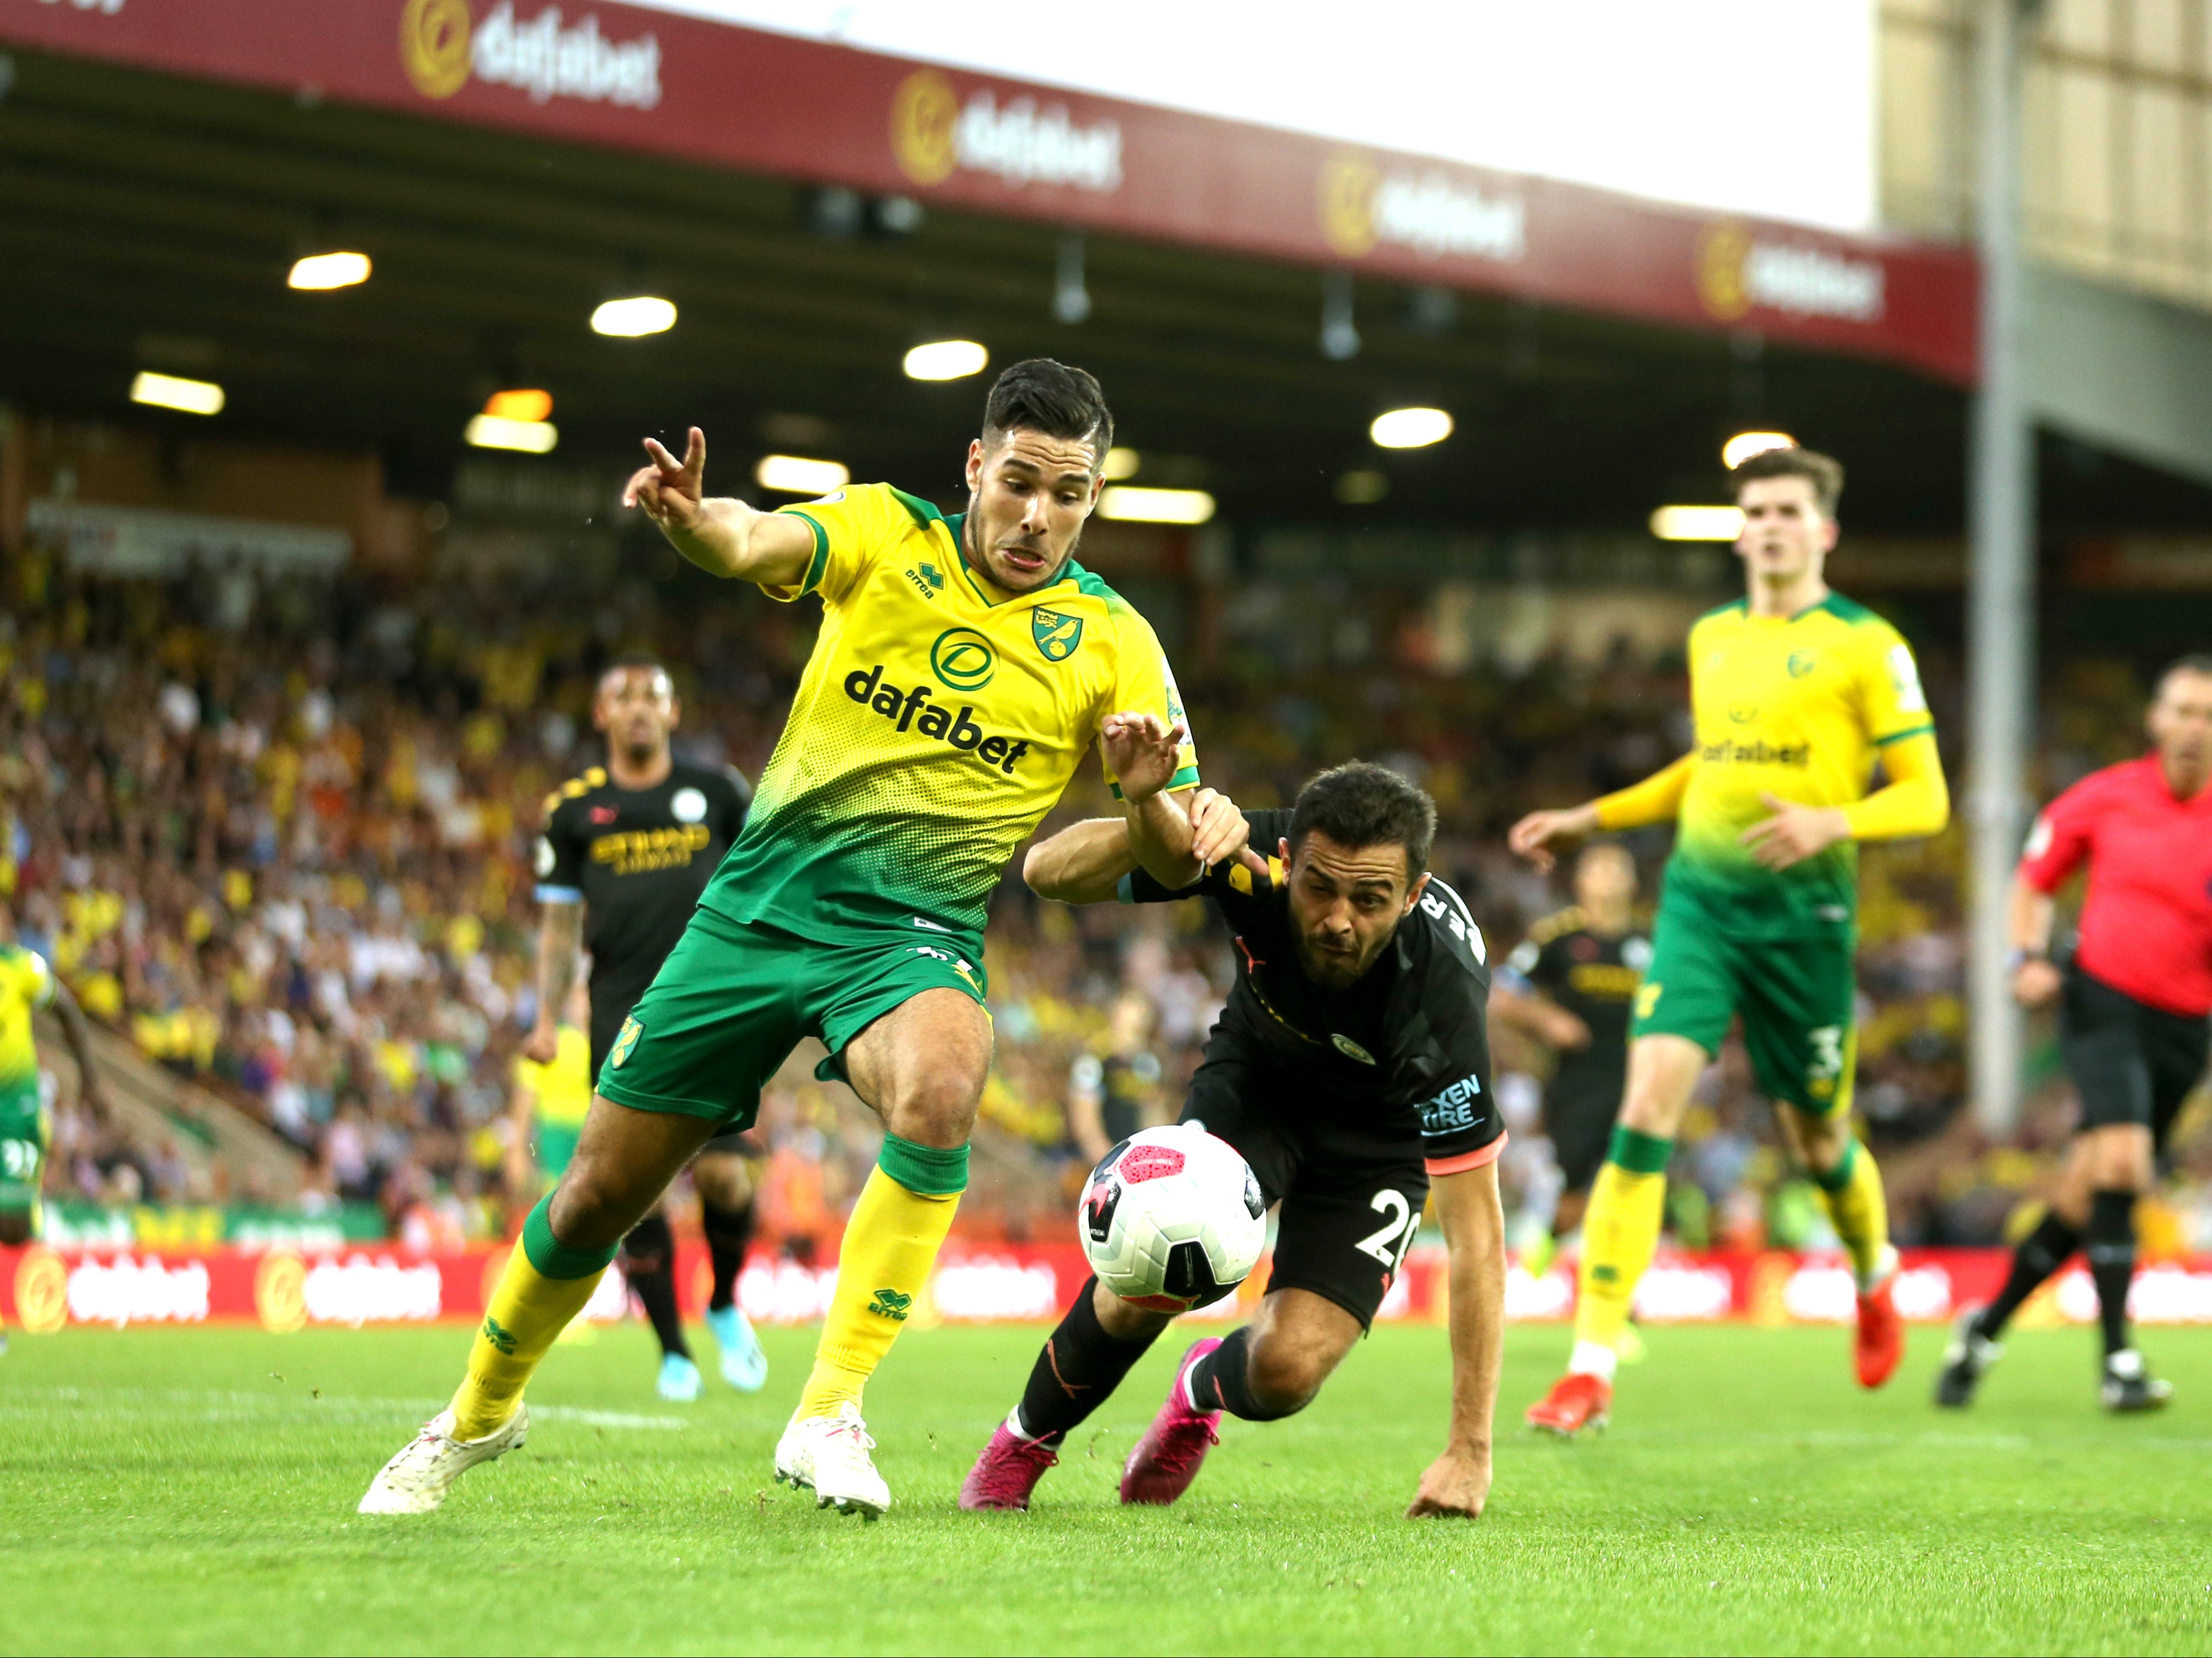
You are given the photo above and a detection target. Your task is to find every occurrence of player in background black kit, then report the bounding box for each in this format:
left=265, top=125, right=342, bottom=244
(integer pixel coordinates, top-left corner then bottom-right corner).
left=962, top=763, right=1509, bottom=1519
left=1067, top=992, right=1164, bottom=1165
left=1489, top=842, right=1650, bottom=1279
left=528, top=653, right=766, bottom=1401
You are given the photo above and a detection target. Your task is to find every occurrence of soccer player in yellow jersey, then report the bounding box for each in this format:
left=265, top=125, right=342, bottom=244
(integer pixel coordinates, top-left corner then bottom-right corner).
left=1511, top=447, right=1950, bottom=1435
left=363, top=359, right=1220, bottom=1518
left=508, top=983, right=593, bottom=1197
left=0, top=913, right=107, bottom=1251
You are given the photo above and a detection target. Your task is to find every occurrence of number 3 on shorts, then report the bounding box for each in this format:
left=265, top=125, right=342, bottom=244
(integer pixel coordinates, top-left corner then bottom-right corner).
left=1808, top=1025, right=1844, bottom=1082
left=1354, top=1188, right=1420, bottom=1271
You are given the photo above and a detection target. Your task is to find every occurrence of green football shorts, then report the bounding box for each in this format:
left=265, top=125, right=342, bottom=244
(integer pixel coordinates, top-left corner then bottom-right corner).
left=0, top=1078, right=48, bottom=1211
left=594, top=909, right=989, bottom=1130
left=1630, top=888, right=1858, bottom=1116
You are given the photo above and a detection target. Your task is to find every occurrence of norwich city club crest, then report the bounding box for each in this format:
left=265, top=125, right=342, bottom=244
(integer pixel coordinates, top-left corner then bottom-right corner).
left=1032, top=607, right=1083, bottom=662
left=610, top=1016, right=643, bottom=1069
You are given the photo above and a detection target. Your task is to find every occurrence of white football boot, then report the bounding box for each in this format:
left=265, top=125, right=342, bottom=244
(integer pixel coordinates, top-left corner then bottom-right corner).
left=774, top=1402, right=891, bottom=1519
left=358, top=1405, right=529, bottom=1515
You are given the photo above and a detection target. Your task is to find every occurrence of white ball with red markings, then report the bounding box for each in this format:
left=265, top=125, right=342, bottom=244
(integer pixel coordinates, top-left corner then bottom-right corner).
left=1079, top=1124, right=1266, bottom=1312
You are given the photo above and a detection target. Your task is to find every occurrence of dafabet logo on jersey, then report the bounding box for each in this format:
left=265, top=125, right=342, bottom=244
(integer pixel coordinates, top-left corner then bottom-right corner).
left=844, top=664, right=1031, bottom=776
left=399, top=0, right=663, bottom=109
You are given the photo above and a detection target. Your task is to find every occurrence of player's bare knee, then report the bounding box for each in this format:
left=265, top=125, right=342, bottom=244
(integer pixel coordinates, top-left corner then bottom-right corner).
left=692, top=1153, right=750, bottom=1208
left=880, top=1079, right=982, bottom=1150
left=546, top=1166, right=638, bottom=1252
left=1244, top=1340, right=1328, bottom=1418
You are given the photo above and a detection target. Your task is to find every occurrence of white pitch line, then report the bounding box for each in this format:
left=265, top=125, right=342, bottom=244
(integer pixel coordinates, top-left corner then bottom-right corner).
left=0, top=1385, right=690, bottom=1431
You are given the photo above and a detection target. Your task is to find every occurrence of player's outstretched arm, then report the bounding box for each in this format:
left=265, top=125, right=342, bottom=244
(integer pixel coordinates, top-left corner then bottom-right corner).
left=1408, top=1160, right=1505, bottom=1520
left=1103, top=712, right=1208, bottom=891
left=621, top=426, right=816, bottom=587
left=1508, top=753, right=1694, bottom=871
left=1023, top=790, right=1254, bottom=904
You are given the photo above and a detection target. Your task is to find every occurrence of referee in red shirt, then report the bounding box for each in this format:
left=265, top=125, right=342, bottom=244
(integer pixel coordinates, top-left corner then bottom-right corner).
left=1939, top=655, right=2212, bottom=1411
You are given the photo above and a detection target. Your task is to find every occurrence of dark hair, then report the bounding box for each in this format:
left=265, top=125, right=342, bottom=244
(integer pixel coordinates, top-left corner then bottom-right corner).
left=600, top=649, right=668, bottom=682
left=2158, top=653, right=2212, bottom=694
left=1288, top=761, right=1436, bottom=881
left=1730, top=446, right=1845, bottom=517
left=982, top=358, right=1113, bottom=469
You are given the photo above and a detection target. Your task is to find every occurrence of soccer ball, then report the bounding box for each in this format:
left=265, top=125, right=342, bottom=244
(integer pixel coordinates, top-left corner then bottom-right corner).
left=1079, top=1125, right=1266, bottom=1312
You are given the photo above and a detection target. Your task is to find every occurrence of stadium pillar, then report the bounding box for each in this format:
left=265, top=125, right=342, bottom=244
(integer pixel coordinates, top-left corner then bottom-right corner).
left=1965, top=0, right=2038, bottom=1136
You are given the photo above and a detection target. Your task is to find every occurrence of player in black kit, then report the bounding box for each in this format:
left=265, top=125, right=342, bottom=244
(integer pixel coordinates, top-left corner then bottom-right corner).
left=528, top=653, right=765, bottom=1401
left=1490, top=842, right=1649, bottom=1274
left=960, top=763, right=1509, bottom=1519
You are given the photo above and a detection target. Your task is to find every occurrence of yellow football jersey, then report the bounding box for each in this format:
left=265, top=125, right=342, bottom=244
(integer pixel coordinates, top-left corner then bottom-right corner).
left=698, top=483, right=1196, bottom=942
left=1672, top=593, right=1933, bottom=931
left=511, top=1025, right=592, bottom=1130
left=0, top=944, right=56, bottom=1088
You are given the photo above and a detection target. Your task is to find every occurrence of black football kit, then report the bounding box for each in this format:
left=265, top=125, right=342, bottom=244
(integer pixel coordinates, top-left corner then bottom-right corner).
left=1499, top=908, right=1650, bottom=1192
left=999, top=808, right=1504, bottom=1464
left=534, top=757, right=753, bottom=1360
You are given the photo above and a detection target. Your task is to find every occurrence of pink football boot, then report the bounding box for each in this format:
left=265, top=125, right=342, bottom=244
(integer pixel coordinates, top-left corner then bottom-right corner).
left=959, top=1415, right=1060, bottom=1512
left=1121, top=1338, right=1224, bottom=1505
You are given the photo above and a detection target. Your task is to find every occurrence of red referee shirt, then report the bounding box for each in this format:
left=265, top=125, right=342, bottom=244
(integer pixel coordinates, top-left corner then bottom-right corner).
left=2019, top=754, right=2212, bottom=1018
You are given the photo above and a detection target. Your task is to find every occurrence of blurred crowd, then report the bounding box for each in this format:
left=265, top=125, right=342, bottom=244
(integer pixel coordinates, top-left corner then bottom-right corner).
left=3, top=539, right=2206, bottom=1258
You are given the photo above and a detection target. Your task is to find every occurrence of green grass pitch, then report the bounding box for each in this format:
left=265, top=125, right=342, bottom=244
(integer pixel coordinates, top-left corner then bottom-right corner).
left=4, top=1318, right=2211, bottom=1654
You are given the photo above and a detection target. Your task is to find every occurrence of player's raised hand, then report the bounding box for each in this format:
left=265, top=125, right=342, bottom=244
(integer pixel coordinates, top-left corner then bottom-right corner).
left=1740, top=793, right=1852, bottom=871
left=1406, top=1444, right=1491, bottom=1520
left=623, top=426, right=708, bottom=532
left=1101, top=712, right=1189, bottom=804
left=1506, top=804, right=1598, bottom=872
left=521, top=1018, right=560, bottom=1065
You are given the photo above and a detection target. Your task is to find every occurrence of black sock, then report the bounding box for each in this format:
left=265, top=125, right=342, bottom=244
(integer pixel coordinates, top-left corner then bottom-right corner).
left=1187, top=1325, right=1299, bottom=1423
left=698, top=1194, right=756, bottom=1314
left=621, top=1212, right=691, bottom=1362
left=1978, top=1210, right=2082, bottom=1339
left=2086, top=1188, right=2138, bottom=1359
left=1014, top=1276, right=1159, bottom=1444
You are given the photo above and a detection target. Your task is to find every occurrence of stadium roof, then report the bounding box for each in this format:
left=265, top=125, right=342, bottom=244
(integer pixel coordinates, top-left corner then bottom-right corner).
left=1, top=9, right=2205, bottom=537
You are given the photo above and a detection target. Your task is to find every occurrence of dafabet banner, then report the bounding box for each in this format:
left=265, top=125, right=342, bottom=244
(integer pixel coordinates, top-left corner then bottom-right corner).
left=1, top=0, right=1975, bottom=382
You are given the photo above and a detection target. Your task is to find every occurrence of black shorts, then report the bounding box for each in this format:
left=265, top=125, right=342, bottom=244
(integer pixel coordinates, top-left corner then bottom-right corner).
left=1548, top=1092, right=1619, bottom=1193
left=2060, top=965, right=2212, bottom=1152
left=1179, top=1046, right=1427, bottom=1331
left=1546, top=1062, right=1624, bottom=1193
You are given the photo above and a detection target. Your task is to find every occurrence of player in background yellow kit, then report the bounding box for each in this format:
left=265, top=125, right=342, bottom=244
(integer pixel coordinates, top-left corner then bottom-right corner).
left=0, top=907, right=109, bottom=1256
left=1509, top=447, right=1950, bottom=1435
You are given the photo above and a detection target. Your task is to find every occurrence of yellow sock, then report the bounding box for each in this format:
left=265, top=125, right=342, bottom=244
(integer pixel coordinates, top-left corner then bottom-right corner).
left=1814, top=1137, right=1891, bottom=1287
left=449, top=1196, right=615, bottom=1440
left=796, top=1136, right=968, bottom=1420
left=1573, top=1126, right=1671, bottom=1355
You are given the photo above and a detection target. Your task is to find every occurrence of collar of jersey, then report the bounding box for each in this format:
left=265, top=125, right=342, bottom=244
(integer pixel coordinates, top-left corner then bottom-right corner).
left=938, top=511, right=1090, bottom=610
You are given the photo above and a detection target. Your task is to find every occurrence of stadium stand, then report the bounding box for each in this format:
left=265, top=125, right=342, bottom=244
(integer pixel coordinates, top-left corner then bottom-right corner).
left=4, top=541, right=2206, bottom=1258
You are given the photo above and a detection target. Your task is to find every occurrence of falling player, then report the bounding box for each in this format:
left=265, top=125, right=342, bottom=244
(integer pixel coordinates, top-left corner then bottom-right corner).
left=525, top=655, right=763, bottom=1402
left=362, top=359, right=1205, bottom=1519
left=962, top=764, right=1508, bottom=1519
left=1937, top=654, right=2212, bottom=1412
left=1511, top=446, right=1950, bottom=1435
left=1489, top=842, right=1651, bottom=1277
